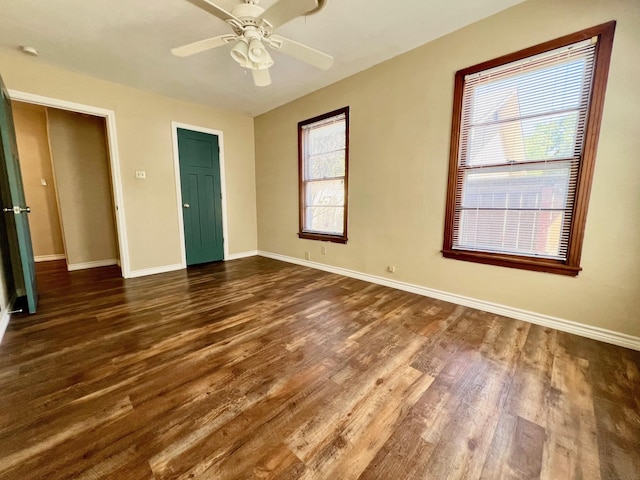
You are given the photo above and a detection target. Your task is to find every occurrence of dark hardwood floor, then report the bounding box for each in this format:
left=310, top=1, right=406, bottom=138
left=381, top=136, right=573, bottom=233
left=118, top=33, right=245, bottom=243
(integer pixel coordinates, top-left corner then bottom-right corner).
left=0, top=257, right=638, bottom=479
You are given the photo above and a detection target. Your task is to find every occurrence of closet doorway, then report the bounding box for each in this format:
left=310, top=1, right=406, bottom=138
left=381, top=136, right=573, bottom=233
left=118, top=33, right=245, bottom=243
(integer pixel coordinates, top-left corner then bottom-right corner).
left=8, top=91, right=129, bottom=277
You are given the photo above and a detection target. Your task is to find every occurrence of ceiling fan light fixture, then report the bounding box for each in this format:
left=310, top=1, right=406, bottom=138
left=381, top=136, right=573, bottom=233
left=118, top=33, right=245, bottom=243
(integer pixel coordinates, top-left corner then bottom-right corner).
left=256, top=52, right=274, bottom=70
left=254, top=61, right=272, bottom=70
left=252, top=67, right=272, bottom=87
left=230, top=38, right=250, bottom=67
left=247, top=38, right=269, bottom=63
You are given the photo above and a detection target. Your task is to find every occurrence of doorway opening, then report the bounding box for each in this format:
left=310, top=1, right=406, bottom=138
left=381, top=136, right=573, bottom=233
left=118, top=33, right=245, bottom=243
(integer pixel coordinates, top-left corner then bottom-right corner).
left=8, top=90, right=130, bottom=277
left=12, top=102, right=120, bottom=273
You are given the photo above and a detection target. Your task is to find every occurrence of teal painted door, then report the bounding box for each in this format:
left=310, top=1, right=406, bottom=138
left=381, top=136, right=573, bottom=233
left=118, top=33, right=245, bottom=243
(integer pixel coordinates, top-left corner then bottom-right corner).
left=178, top=128, right=224, bottom=265
left=0, top=77, right=37, bottom=313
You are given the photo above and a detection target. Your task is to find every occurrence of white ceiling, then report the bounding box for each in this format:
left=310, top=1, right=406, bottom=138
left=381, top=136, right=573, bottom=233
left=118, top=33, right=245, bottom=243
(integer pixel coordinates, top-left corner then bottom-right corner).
left=0, top=0, right=524, bottom=117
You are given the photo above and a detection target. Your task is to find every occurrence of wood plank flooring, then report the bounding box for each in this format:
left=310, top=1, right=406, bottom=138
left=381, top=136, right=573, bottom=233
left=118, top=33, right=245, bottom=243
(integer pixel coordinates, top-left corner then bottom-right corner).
left=0, top=257, right=638, bottom=479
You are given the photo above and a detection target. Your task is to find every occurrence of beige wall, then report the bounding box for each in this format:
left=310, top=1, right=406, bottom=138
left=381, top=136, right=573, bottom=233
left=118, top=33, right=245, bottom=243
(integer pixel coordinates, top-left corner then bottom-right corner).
left=0, top=52, right=257, bottom=273
left=47, top=109, right=118, bottom=266
left=11, top=102, right=65, bottom=258
left=255, top=0, right=640, bottom=337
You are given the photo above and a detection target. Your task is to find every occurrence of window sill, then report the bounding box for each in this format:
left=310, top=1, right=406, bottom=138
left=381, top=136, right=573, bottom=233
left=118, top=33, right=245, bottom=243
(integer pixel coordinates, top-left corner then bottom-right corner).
left=298, top=232, right=347, bottom=244
left=441, top=249, right=581, bottom=276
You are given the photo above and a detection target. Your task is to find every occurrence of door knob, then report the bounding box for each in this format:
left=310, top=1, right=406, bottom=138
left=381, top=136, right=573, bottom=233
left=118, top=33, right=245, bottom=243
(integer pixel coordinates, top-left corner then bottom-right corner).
left=183, top=203, right=190, bottom=208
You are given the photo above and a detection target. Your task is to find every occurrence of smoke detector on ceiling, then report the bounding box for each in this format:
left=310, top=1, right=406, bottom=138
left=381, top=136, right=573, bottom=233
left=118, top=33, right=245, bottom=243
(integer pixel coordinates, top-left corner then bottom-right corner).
left=20, top=46, right=39, bottom=56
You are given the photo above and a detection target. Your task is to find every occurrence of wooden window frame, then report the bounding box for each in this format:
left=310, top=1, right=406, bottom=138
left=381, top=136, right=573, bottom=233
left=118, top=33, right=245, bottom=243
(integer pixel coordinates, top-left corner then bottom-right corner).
left=298, top=106, right=350, bottom=244
left=442, top=21, right=616, bottom=276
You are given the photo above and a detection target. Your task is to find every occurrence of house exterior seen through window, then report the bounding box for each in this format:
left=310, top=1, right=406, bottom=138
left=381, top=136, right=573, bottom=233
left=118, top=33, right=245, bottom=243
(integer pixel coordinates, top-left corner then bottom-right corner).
left=442, top=22, right=616, bottom=276
left=298, top=107, right=349, bottom=243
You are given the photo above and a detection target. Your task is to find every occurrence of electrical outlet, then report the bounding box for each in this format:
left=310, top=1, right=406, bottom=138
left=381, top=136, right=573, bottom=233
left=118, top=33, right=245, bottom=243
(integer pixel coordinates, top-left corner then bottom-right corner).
left=387, top=265, right=396, bottom=273
left=305, top=251, right=311, bottom=261
left=135, top=170, right=146, bottom=180
left=321, top=245, right=327, bottom=255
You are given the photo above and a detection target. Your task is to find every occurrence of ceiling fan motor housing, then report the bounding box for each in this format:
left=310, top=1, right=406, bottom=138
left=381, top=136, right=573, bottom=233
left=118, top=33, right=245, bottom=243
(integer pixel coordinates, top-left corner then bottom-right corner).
left=231, top=3, right=265, bottom=26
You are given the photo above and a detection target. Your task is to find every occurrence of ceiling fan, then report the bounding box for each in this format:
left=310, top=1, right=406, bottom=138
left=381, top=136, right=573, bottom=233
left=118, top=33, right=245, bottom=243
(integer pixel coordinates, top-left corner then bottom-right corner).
left=172, top=0, right=333, bottom=87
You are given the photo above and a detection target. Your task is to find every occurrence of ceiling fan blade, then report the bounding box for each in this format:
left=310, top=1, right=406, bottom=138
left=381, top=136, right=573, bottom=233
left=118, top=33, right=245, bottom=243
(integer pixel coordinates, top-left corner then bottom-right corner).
left=258, top=0, right=319, bottom=29
left=186, top=0, right=241, bottom=23
left=268, top=35, right=334, bottom=70
left=252, top=68, right=272, bottom=87
left=171, top=34, right=236, bottom=57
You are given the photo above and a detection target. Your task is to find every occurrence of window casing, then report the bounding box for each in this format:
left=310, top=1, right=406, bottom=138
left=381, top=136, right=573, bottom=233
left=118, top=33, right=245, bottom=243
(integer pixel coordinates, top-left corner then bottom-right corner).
left=298, top=107, right=349, bottom=243
left=442, top=22, right=616, bottom=276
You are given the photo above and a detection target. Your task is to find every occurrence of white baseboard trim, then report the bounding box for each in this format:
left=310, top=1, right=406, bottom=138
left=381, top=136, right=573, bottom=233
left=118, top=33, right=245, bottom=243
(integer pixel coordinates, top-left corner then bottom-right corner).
left=258, top=250, right=640, bottom=352
left=67, top=259, right=119, bottom=271
left=126, top=251, right=259, bottom=278
left=226, top=250, right=258, bottom=261
left=127, top=263, right=183, bottom=278
left=35, top=254, right=66, bottom=262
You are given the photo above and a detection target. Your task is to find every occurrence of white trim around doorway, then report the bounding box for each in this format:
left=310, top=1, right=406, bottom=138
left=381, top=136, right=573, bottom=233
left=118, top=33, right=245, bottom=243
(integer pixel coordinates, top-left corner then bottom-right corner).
left=7, top=90, right=131, bottom=278
left=170, top=122, right=230, bottom=268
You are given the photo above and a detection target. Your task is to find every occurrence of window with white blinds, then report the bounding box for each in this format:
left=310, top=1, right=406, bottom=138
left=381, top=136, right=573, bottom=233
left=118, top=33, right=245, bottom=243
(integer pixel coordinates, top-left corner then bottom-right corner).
left=298, top=107, right=349, bottom=243
left=443, top=22, right=616, bottom=275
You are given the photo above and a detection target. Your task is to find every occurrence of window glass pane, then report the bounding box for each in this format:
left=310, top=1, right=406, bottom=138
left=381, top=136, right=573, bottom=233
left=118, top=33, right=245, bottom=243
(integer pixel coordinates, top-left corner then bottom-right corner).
left=471, top=60, right=587, bottom=124
left=462, top=162, right=573, bottom=210
left=307, top=120, right=346, bottom=154
left=306, top=150, right=346, bottom=180
left=465, top=58, right=587, bottom=167
left=305, top=206, right=344, bottom=235
left=457, top=209, right=565, bottom=259
left=467, top=111, right=579, bottom=166
left=305, top=179, right=345, bottom=207
left=521, top=112, right=580, bottom=161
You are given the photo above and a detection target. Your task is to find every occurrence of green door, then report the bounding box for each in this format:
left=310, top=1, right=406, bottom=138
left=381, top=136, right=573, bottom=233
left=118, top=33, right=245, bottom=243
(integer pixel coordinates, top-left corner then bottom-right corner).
left=178, top=128, right=224, bottom=265
left=0, top=77, right=37, bottom=313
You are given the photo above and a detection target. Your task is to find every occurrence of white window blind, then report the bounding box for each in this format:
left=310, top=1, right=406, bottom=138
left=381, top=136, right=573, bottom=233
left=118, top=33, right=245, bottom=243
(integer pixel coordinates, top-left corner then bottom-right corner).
left=301, top=111, right=347, bottom=236
left=453, top=38, right=597, bottom=260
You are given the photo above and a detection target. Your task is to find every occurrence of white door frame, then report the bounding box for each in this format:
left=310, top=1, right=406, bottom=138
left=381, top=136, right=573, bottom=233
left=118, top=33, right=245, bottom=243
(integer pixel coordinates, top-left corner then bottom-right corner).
left=171, top=121, right=229, bottom=267
left=8, top=89, right=131, bottom=278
